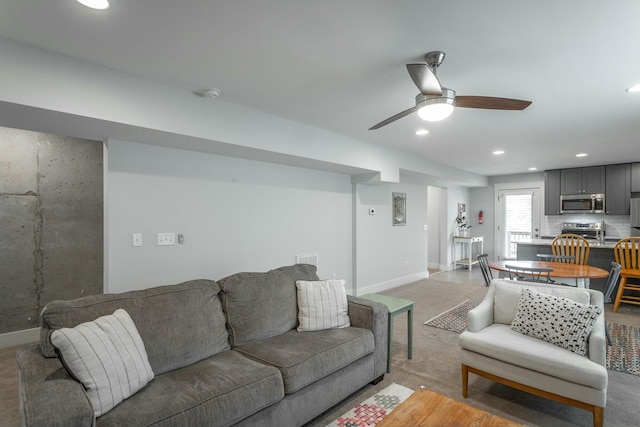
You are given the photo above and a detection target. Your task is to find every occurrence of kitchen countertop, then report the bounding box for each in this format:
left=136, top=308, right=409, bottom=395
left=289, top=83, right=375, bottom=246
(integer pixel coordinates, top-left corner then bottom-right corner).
left=517, top=239, right=617, bottom=249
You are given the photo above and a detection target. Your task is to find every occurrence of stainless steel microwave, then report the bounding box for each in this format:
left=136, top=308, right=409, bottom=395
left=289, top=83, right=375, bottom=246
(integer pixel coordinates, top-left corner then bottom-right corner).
left=560, top=194, right=605, bottom=214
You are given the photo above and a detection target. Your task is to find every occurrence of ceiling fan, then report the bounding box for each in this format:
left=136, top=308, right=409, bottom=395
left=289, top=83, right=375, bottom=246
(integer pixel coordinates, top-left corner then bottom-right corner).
left=369, top=51, right=532, bottom=130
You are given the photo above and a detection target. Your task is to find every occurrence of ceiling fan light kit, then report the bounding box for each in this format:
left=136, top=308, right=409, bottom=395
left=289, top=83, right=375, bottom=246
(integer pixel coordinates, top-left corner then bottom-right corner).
left=416, top=88, right=456, bottom=121
left=76, top=0, right=110, bottom=10
left=369, top=50, right=532, bottom=130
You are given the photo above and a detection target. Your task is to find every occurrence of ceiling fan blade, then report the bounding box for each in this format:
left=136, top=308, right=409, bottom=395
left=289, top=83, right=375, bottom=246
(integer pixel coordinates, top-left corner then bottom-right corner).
left=454, top=96, right=532, bottom=110
left=406, top=64, right=442, bottom=96
left=369, top=106, right=417, bottom=130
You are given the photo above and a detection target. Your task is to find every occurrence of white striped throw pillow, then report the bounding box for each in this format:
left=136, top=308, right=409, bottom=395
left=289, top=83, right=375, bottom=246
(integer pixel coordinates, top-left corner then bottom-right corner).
left=50, top=309, right=154, bottom=417
left=296, top=279, right=351, bottom=331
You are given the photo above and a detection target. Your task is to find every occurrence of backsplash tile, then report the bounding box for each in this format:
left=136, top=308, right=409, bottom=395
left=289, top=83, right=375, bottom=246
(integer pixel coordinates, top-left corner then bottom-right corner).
left=541, top=214, right=631, bottom=239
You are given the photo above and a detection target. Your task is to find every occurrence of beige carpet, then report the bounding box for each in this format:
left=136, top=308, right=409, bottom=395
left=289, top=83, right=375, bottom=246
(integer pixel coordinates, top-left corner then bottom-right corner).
left=2, top=270, right=640, bottom=427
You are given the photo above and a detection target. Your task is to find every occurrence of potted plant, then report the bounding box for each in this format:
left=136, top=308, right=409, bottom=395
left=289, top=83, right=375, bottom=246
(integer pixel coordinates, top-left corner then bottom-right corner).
left=456, top=215, right=472, bottom=236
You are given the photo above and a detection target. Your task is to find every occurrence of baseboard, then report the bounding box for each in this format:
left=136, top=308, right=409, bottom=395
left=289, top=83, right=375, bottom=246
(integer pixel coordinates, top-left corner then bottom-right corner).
left=0, top=328, right=39, bottom=349
left=356, top=271, right=428, bottom=295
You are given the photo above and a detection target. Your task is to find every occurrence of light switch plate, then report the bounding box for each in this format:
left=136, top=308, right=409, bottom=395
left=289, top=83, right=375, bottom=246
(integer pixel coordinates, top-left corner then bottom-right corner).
left=157, top=233, right=175, bottom=246
left=133, top=233, right=142, bottom=247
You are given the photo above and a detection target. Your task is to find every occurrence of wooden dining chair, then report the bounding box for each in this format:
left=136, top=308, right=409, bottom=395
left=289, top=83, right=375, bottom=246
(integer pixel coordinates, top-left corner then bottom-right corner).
left=505, top=264, right=553, bottom=283
left=477, top=254, right=493, bottom=287
left=551, top=234, right=590, bottom=265
left=612, top=237, right=640, bottom=312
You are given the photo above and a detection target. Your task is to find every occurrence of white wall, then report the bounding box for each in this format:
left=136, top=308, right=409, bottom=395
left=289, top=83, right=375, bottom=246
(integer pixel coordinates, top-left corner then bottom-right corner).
left=427, top=186, right=443, bottom=269
left=470, top=185, right=494, bottom=257
left=107, top=140, right=353, bottom=292
left=354, top=182, right=428, bottom=294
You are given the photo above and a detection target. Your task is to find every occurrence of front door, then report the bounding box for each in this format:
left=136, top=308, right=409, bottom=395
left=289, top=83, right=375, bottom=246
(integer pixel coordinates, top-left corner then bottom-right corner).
left=496, top=188, right=540, bottom=260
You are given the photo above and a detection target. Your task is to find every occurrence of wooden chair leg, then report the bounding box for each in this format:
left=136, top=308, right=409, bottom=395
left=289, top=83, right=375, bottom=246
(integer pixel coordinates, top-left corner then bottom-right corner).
left=593, top=406, right=603, bottom=427
left=461, top=364, right=469, bottom=398
left=613, top=276, right=627, bottom=312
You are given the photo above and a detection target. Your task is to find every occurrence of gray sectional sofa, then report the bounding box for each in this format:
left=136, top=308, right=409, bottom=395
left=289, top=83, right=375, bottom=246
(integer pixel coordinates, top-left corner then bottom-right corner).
left=16, top=264, right=388, bottom=427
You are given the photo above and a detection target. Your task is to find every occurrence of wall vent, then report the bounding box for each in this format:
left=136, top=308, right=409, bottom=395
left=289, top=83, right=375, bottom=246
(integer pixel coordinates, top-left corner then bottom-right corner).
left=295, top=252, right=319, bottom=267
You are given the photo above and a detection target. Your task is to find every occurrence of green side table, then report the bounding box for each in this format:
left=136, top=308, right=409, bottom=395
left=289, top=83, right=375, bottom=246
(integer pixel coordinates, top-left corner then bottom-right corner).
left=359, top=293, right=414, bottom=373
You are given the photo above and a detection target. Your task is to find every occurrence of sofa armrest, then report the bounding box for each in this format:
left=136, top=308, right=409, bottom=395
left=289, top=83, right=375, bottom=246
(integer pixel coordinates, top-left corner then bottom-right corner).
left=466, top=287, right=495, bottom=332
left=587, top=290, right=606, bottom=366
left=347, top=296, right=388, bottom=379
left=17, top=344, right=94, bottom=427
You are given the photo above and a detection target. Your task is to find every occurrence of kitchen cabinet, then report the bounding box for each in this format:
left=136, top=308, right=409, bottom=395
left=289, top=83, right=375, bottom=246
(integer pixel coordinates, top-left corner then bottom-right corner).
left=632, top=162, right=640, bottom=192
left=560, top=166, right=605, bottom=195
left=605, top=163, right=630, bottom=215
left=544, top=169, right=561, bottom=215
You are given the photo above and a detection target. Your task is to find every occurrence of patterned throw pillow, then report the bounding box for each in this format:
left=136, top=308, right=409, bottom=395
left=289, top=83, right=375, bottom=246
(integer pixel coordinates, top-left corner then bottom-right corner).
left=511, top=288, right=602, bottom=355
left=51, top=309, right=154, bottom=417
left=296, top=279, right=351, bottom=332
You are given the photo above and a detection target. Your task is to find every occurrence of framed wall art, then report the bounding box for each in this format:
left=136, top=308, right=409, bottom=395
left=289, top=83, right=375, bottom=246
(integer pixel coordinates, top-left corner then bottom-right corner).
left=392, top=192, right=406, bottom=226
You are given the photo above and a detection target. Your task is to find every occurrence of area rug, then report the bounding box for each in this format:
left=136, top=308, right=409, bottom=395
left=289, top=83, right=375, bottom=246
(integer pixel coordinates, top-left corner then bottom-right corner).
left=325, top=383, right=414, bottom=427
left=423, top=299, right=481, bottom=333
left=607, top=322, right=640, bottom=377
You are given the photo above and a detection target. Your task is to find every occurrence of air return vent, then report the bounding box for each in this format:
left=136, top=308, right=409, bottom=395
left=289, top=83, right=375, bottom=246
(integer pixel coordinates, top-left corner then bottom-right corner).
left=295, top=252, right=318, bottom=267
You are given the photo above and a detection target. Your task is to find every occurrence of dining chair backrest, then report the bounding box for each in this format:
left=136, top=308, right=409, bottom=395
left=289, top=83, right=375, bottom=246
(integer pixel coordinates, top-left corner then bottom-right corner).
left=602, top=261, right=622, bottom=304
left=505, top=264, right=553, bottom=283
left=613, top=237, right=640, bottom=270
left=477, top=254, right=492, bottom=287
left=536, top=253, right=576, bottom=264
left=551, top=234, right=590, bottom=265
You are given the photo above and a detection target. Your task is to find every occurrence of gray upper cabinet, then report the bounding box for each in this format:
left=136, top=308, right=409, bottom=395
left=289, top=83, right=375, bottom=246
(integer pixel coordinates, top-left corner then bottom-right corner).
left=632, top=163, right=640, bottom=192
left=544, top=170, right=561, bottom=215
left=560, top=166, right=605, bottom=194
left=605, top=163, right=630, bottom=215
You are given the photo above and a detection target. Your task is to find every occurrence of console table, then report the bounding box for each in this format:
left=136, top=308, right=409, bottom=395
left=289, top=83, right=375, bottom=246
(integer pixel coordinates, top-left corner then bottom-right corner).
left=453, top=236, right=483, bottom=271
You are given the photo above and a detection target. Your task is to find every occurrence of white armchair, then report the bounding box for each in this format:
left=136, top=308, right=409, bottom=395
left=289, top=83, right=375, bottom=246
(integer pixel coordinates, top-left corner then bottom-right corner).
left=459, top=279, right=607, bottom=427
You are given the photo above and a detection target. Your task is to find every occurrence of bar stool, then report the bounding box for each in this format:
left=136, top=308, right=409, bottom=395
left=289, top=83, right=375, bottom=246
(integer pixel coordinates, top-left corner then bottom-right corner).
left=613, top=237, right=640, bottom=312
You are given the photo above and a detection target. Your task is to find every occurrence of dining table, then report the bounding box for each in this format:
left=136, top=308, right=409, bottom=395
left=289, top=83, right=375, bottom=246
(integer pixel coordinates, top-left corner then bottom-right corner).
left=488, top=260, right=609, bottom=289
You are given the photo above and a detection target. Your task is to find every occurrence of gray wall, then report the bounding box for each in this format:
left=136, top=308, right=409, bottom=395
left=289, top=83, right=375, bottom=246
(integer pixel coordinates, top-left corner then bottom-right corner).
left=0, top=126, right=103, bottom=334
left=354, top=181, right=428, bottom=293
left=106, top=139, right=432, bottom=296
left=106, top=139, right=353, bottom=293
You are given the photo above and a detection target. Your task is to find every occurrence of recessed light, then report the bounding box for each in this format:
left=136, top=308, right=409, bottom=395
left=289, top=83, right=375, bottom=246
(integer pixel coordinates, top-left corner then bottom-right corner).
left=576, top=153, right=588, bottom=157
left=415, top=129, right=429, bottom=136
left=76, top=0, right=110, bottom=10
left=493, top=150, right=505, bottom=155
left=528, top=167, right=538, bottom=171
left=626, top=84, right=640, bottom=93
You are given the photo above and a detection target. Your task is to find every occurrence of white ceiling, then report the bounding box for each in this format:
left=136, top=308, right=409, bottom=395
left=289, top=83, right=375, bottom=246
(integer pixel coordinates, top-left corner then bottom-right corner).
left=1, top=0, right=639, bottom=177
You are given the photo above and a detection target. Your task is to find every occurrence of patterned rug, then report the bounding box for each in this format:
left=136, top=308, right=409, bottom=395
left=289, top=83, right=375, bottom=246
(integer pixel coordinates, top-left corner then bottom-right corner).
left=325, top=383, right=414, bottom=427
left=423, top=299, right=481, bottom=333
left=607, top=322, right=640, bottom=377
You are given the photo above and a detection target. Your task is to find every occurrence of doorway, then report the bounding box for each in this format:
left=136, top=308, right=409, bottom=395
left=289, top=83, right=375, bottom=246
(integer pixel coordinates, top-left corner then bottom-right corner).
left=496, top=187, right=541, bottom=260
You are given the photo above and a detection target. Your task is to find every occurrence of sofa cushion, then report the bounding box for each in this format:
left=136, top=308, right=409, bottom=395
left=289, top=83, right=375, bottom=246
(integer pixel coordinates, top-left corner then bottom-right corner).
left=95, top=350, right=284, bottom=427
left=218, top=264, right=319, bottom=346
left=296, top=279, right=350, bottom=331
left=459, top=324, right=607, bottom=389
left=51, top=309, right=154, bottom=417
left=493, top=279, right=590, bottom=324
left=511, top=289, right=602, bottom=355
left=233, top=327, right=374, bottom=394
left=41, top=280, right=230, bottom=375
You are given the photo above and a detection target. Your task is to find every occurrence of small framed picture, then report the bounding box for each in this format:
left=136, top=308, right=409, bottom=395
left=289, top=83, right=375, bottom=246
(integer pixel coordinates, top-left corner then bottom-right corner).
left=393, top=192, right=406, bottom=226
left=458, top=203, right=466, bottom=219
